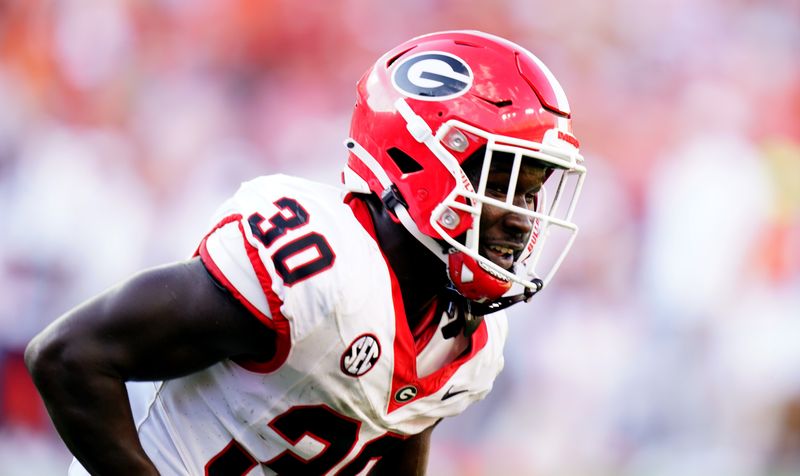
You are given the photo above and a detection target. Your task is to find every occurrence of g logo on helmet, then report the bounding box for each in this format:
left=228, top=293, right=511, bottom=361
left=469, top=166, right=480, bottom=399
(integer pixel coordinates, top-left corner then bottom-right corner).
left=391, top=51, right=473, bottom=101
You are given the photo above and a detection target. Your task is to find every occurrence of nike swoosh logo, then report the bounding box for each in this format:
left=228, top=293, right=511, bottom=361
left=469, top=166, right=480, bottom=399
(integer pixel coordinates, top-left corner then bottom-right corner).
left=442, top=385, right=469, bottom=400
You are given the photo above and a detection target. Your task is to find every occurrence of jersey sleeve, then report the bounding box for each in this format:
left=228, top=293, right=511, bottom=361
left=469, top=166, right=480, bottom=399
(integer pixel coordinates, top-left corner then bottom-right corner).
left=198, top=214, right=279, bottom=322
left=193, top=175, right=342, bottom=373
left=196, top=212, right=292, bottom=372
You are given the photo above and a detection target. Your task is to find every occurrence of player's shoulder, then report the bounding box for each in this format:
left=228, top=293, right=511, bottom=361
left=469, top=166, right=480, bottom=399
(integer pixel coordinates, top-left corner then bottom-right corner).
left=213, top=174, right=352, bottom=236
left=468, top=310, right=509, bottom=389
left=198, top=173, right=385, bottom=334
left=484, top=309, right=509, bottom=345
left=218, top=173, right=377, bottom=269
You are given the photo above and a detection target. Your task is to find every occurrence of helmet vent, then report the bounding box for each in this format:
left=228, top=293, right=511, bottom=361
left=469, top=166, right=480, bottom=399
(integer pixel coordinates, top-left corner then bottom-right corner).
left=387, top=147, right=423, bottom=174
left=454, top=40, right=482, bottom=48
left=476, top=96, right=513, bottom=108
left=515, top=52, right=570, bottom=118
left=386, top=46, right=416, bottom=68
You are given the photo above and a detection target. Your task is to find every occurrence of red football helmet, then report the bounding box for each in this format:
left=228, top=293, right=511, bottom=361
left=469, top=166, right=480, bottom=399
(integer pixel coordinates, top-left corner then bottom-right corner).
left=343, top=30, right=586, bottom=307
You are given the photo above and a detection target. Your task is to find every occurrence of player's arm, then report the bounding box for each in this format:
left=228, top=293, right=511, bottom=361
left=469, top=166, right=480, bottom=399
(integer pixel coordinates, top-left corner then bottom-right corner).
left=25, top=257, right=275, bottom=475
left=370, top=422, right=439, bottom=475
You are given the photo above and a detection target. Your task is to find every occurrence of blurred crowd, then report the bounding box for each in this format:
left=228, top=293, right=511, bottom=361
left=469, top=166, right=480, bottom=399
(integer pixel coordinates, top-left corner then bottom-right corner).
left=0, top=0, right=798, bottom=474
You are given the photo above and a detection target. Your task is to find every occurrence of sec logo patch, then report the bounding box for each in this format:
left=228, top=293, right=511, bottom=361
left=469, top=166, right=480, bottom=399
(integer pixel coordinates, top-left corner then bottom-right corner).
left=341, top=334, right=381, bottom=377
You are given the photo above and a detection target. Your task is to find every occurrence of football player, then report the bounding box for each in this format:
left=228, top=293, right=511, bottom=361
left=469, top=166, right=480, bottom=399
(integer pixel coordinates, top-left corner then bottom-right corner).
left=26, top=30, right=586, bottom=475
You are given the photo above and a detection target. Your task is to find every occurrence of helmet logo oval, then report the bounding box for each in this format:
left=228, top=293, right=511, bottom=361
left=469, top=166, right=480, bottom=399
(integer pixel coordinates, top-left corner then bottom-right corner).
left=391, top=51, right=473, bottom=101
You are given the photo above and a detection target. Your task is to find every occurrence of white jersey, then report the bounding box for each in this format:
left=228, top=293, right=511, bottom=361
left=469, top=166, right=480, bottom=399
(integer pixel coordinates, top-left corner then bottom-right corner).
left=70, top=175, right=509, bottom=476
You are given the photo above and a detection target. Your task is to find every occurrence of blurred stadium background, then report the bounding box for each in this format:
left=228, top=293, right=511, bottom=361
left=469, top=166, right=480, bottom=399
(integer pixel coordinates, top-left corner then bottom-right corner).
left=1, top=0, right=798, bottom=474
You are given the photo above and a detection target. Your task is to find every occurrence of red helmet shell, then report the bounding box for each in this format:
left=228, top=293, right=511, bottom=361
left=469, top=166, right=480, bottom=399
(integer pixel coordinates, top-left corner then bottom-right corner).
left=347, top=30, right=574, bottom=240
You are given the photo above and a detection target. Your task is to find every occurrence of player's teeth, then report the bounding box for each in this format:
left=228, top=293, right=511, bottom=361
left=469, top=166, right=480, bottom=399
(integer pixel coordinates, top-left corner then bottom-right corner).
left=489, top=245, right=513, bottom=255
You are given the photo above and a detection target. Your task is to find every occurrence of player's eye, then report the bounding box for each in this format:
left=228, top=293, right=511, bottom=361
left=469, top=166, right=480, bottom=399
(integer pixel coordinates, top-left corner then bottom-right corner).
left=491, top=190, right=511, bottom=203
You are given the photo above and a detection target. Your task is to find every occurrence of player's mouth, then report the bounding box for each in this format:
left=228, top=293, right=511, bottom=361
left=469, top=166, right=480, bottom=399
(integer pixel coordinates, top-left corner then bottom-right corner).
left=481, top=243, right=519, bottom=271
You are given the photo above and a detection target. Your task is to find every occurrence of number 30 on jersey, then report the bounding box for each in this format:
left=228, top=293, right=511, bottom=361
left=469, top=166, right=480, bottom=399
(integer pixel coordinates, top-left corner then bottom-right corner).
left=248, top=197, right=335, bottom=286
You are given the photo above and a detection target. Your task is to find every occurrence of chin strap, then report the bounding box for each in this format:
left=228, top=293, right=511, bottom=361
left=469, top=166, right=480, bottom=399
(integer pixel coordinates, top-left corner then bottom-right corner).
left=345, top=136, right=545, bottom=320
left=441, top=279, right=543, bottom=336
left=346, top=138, right=450, bottom=263
left=382, top=186, right=450, bottom=263
left=474, top=280, right=542, bottom=314
left=380, top=182, right=544, bottom=322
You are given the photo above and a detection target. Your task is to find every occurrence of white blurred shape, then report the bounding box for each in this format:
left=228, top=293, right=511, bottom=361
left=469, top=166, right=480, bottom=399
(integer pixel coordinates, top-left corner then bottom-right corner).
left=641, top=84, right=773, bottom=322
left=53, top=0, right=135, bottom=90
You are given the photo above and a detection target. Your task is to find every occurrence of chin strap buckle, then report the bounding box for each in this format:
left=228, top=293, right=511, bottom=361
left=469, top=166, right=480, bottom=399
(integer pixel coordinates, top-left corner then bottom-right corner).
left=440, top=286, right=483, bottom=338
left=380, top=185, right=408, bottom=212
left=441, top=279, right=544, bottom=336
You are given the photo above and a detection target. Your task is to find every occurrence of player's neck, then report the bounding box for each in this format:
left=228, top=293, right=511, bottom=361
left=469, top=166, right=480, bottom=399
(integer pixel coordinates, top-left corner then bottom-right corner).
left=364, top=196, right=448, bottom=327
